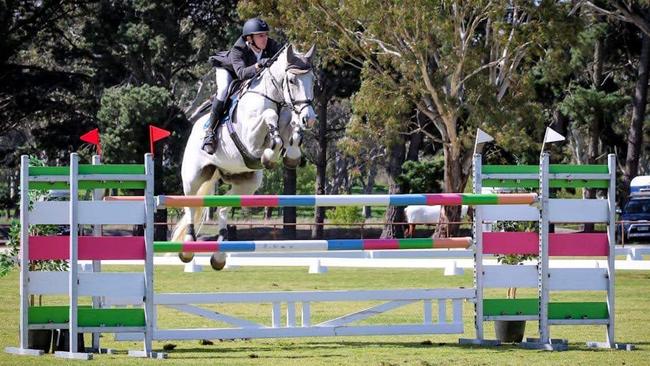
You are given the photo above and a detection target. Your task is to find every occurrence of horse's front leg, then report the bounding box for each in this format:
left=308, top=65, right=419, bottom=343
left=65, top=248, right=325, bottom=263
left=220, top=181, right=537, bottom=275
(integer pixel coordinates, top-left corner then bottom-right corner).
left=260, top=109, right=283, bottom=169
left=283, top=124, right=303, bottom=169
left=178, top=206, right=198, bottom=263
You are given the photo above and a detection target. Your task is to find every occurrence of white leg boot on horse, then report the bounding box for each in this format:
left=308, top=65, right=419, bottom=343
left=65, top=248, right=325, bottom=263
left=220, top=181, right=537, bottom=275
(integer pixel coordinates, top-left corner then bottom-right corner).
left=283, top=125, right=303, bottom=169
left=261, top=109, right=283, bottom=169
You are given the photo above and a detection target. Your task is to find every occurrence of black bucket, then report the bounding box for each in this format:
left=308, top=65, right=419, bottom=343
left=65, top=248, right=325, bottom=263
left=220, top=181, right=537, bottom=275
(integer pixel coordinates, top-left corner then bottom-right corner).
left=55, top=329, right=85, bottom=352
left=27, top=329, right=53, bottom=353
left=495, top=320, right=526, bottom=343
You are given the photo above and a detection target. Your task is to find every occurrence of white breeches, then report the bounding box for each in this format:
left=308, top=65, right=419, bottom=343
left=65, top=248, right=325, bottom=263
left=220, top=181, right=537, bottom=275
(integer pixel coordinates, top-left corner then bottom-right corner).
left=215, top=68, right=233, bottom=102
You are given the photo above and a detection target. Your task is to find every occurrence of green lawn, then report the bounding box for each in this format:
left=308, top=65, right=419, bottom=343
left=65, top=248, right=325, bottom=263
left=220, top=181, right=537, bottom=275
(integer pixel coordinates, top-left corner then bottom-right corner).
left=1, top=266, right=648, bottom=365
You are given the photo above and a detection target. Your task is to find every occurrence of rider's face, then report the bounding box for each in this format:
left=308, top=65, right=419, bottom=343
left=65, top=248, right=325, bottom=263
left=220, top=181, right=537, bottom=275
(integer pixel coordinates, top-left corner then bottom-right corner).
left=250, top=33, right=268, bottom=50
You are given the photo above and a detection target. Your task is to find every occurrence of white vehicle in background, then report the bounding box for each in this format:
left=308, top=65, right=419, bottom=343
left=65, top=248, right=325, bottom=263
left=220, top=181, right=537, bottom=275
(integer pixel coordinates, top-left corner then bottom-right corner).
left=631, top=176, right=650, bottom=194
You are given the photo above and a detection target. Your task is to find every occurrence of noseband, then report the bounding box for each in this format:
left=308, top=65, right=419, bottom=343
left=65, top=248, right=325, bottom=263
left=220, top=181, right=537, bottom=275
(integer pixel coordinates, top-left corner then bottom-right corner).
left=244, top=64, right=314, bottom=117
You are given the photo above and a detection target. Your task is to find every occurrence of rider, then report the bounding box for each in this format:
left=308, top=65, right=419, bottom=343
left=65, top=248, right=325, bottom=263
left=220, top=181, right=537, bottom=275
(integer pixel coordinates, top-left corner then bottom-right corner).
left=203, top=17, right=284, bottom=154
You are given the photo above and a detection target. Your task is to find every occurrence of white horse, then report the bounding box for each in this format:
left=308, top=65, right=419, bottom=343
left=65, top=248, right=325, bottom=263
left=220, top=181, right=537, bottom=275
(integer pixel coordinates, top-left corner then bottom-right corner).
left=404, top=205, right=469, bottom=238
left=172, top=44, right=317, bottom=269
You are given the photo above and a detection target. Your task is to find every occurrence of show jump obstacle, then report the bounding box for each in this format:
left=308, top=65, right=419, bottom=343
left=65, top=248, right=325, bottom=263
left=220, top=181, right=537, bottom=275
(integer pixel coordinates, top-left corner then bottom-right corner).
left=5, top=152, right=631, bottom=360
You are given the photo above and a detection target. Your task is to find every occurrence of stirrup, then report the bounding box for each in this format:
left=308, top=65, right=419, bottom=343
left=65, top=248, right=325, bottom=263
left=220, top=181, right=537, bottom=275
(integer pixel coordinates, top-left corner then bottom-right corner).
left=202, top=131, right=216, bottom=154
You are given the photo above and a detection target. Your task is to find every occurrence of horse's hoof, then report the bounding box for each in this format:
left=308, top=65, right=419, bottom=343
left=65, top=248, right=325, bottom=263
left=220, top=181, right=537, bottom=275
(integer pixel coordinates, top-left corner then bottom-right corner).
left=283, top=147, right=301, bottom=169
left=262, top=159, right=277, bottom=170
left=179, top=252, right=194, bottom=263
left=261, top=149, right=277, bottom=169
left=282, top=156, right=300, bottom=169
left=210, top=252, right=227, bottom=271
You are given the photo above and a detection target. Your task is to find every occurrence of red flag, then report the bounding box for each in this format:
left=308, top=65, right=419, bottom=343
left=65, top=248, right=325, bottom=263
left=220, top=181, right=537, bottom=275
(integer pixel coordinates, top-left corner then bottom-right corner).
left=80, top=128, right=102, bottom=155
left=149, top=125, right=171, bottom=155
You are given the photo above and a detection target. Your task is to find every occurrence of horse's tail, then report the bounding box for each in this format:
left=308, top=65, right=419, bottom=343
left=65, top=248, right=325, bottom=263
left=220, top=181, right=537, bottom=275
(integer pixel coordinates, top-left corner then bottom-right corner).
left=171, top=173, right=219, bottom=242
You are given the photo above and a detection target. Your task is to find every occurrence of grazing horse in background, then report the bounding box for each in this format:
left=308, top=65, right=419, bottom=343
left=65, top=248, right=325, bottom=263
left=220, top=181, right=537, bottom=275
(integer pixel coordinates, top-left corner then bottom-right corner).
left=404, top=205, right=469, bottom=238
left=172, top=44, right=317, bottom=269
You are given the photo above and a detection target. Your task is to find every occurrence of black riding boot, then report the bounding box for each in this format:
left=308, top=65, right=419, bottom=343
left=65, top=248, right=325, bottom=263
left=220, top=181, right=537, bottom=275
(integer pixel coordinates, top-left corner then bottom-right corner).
left=202, top=100, right=226, bottom=154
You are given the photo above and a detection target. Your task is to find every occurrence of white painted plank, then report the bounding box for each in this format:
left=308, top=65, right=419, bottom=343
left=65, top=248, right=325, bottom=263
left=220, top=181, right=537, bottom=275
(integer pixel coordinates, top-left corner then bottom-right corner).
left=287, top=302, right=296, bottom=327
left=301, top=302, right=311, bottom=327
left=78, top=272, right=145, bottom=297
left=28, top=271, right=68, bottom=295
left=103, top=296, right=144, bottom=306
left=452, top=300, right=463, bottom=323
left=29, top=201, right=145, bottom=225
left=272, top=303, right=281, bottom=328
left=483, top=265, right=538, bottom=288
left=481, top=205, right=540, bottom=222
left=29, top=201, right=69, bottom=225
left=548, top=199, right=609, bottom=223
left=548, top=268, right=608, bottom=291
left=154, top=289, right=475, bottom=304
left=423, top=300, right=432, bottom=324
left=155, top=324, right=464, bottom=340
left=438, top=299, right=447, bottom=324
left=28, top=272, right=145, bottom=297
left=78, top=201, right=145, bottom=225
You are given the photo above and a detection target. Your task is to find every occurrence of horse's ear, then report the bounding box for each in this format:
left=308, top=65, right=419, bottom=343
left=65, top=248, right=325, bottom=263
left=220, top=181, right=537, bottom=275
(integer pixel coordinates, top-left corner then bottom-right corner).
left=305, top=44, right=316, bottom=63
left=286, top=44, right=296, bottom=62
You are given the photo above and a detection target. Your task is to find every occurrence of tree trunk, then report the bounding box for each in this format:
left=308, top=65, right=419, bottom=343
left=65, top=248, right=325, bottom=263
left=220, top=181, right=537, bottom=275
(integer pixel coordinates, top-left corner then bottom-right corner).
left=363, top=162, right=377, bottom=219
left=623, top=33, right=650, bottom=205
left=312, top=92, right=328, bottom=239
left=283, top=167, right=297, bottom=239
left=381, top=140, right=406, bottom=239
left=437, top=142, right=470, bottom=237
left=407, top=131, right=423, bottom=162
left=584, top=31, right=605, bottom=233
left=330, top=152, right=349, bottom=194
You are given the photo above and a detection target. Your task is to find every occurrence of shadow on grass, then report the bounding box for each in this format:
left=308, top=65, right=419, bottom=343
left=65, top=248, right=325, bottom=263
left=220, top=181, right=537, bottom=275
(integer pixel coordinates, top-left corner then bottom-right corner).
left=154, top=339, right=643, bottom=359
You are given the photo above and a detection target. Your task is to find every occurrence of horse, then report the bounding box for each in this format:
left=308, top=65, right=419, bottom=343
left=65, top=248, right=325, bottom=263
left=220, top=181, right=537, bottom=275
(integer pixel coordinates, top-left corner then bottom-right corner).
left=403, top=205, right=469, bottom=238
left=172, top=44, right=317, bottom=270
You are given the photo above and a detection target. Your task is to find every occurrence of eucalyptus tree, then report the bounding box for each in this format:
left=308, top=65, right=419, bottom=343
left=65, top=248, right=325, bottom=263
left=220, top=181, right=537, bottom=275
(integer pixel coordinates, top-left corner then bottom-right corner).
left=242, top=0, right=574, bottom=236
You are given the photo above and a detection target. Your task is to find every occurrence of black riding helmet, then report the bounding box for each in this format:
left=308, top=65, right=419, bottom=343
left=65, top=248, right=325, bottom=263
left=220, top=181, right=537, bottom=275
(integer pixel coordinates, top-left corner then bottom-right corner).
left=242, top=18, right=269, bottom=39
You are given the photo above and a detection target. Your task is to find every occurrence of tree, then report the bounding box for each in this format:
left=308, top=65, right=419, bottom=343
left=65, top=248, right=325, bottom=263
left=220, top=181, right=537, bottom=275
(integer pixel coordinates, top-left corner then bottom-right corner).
left=244, top=0, right=572, bottom=236
left=575, top=1, right=650, bottom=203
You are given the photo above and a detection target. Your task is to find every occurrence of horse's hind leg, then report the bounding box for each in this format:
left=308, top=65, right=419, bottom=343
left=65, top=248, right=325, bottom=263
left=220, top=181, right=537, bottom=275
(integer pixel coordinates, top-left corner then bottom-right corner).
left=210, top=170, right=264, bottom=271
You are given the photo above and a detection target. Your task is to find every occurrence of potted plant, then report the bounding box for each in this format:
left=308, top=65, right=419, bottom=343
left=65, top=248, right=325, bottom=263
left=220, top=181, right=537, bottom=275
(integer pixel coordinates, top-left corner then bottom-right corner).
left=492, top=221, right=538, bottom=343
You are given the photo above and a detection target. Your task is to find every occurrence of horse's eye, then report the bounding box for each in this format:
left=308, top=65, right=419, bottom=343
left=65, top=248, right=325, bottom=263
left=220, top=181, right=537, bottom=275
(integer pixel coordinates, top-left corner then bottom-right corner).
left=289, top=78, right=296, bottom=85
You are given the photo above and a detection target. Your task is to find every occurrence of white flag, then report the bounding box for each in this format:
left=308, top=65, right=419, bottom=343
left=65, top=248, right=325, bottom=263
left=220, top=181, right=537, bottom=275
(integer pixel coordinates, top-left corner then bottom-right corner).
left=475, top=128, right=494, bottom=145
left=543, top=127, right=565, bottom=144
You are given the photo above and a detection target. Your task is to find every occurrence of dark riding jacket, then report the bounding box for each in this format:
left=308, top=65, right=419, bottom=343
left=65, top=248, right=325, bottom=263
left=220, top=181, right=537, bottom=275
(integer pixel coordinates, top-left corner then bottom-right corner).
left=210, top=37, right=283, bottom=80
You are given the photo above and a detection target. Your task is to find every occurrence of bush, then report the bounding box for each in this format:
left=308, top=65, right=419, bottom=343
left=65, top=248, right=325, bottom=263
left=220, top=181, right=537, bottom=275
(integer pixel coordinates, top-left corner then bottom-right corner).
left=397, top=158, right=444, bottom=194
left=326, top=206, right=364, bottom=225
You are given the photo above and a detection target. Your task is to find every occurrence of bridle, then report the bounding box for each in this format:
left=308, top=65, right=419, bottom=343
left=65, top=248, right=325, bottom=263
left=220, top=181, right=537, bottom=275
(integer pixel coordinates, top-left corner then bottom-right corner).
left=243, top=54, right=314, bottom=119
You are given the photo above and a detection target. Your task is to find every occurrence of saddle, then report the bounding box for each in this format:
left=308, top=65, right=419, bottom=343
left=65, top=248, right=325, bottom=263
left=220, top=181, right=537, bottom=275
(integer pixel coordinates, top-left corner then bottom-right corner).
left=191, top=79, right=249, bottom=125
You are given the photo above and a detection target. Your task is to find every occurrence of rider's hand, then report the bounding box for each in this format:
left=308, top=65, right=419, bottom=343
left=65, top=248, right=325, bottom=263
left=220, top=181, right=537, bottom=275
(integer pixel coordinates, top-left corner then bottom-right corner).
left=257, top=58, right=270, bottom=69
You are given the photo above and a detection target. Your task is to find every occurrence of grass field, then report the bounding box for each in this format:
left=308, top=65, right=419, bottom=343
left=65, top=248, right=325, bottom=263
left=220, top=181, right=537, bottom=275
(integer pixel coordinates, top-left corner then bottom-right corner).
left=1, top=265, right=648, bottom=365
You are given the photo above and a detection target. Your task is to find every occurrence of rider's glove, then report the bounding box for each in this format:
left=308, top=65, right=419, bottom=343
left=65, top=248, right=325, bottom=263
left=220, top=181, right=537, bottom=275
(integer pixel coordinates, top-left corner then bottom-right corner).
left=257, top=58, right=270, bottom=69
